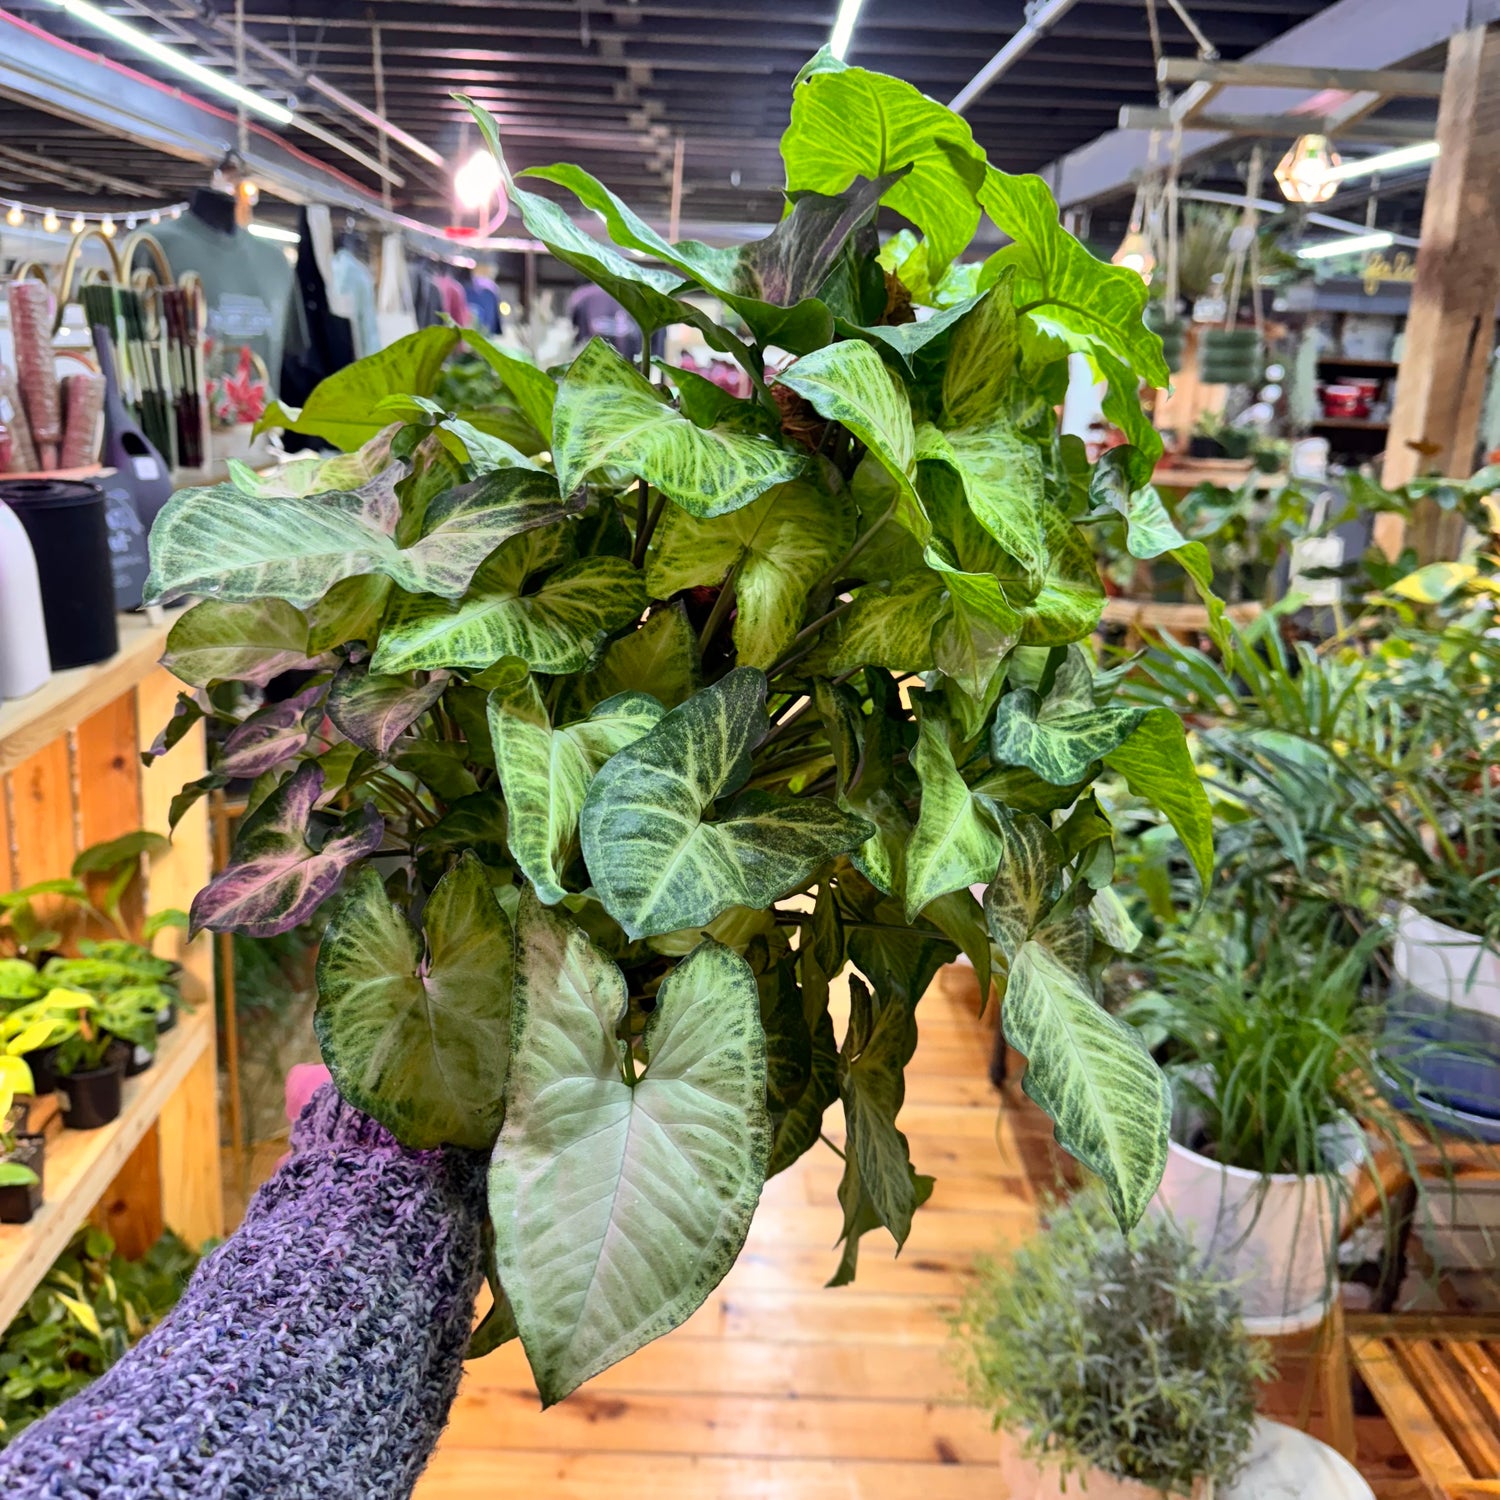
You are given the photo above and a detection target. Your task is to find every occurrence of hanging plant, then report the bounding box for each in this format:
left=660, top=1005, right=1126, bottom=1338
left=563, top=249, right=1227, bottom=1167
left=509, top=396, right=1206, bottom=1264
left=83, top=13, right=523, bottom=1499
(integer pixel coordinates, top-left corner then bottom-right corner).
left=144, top=51, right=1221, bottom=1406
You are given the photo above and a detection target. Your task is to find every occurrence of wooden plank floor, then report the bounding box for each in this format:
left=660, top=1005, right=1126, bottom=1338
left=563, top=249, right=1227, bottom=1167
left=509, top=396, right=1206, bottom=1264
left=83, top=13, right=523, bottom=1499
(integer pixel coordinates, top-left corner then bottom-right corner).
left=416, top=963, right=1026, bottom=1499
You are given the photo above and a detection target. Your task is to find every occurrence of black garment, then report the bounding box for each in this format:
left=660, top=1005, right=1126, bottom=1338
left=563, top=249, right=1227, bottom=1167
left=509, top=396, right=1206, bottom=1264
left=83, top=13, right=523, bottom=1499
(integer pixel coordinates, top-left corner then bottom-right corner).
left=279, top=207, right=356, bottom=450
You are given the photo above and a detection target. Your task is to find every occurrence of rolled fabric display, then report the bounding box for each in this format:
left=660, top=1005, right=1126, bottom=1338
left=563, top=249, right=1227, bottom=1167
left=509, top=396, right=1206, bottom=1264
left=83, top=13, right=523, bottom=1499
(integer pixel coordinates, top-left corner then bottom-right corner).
left=60, top=372, right=106, bottom=470
left=0, top=366, right=40, bottom=474
left=6, top=282, right=61, bottom=470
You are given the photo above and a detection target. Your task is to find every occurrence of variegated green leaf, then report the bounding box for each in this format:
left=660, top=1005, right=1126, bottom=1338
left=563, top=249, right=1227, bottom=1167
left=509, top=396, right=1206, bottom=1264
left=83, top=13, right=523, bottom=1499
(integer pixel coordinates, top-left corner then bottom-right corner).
left=259, top=328, right=459, bottom=449
left=991, top=685, right=1145, bottom=786
left=939, top=274, right=1021, bottom=429
left=906, top=706, right=1003, bottom=920
left=487, top=661, right=664, bottom=903
left=491, top=897, right=768, bottom=1404
left=1021, top=506, right=1107, bottom=645
left=553, top=339, right=805, bottom=517
left=980, top=809, right=1064, bottom=961
left=229, top=425, right=402, bottom=498
left=839, top=294, right=983, bottom=376
left=647, top=478, right=854, bottom=668
left=1102, top=707, right=1214, bottom=890
left=326, top=665, right=450, bottom=756
left=314, top=855, right=513, bottom=1151
left=1002, top=938, right=1170, bottom=1229
left=306, top=575, right=392, bottom=655
left=162, top=599, right=317, bottom=687
left=579, top=667, right=872, bottom=939
left=920, top=421, right=1046, bottom=577
left=372, top=541, right=646, bottom=676
left=146, top=465, right=578, bottom=609
left=569, top=603, right=701, bottom=714
left=774, top=340, right=925, bottom=539
left=825, top=571, right=943, bottom=677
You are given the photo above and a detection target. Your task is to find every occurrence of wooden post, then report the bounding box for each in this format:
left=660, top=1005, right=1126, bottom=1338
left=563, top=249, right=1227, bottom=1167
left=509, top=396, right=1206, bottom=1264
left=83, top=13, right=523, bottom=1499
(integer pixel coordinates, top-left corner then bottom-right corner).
left=1377, top=25, right=1500, bottom=562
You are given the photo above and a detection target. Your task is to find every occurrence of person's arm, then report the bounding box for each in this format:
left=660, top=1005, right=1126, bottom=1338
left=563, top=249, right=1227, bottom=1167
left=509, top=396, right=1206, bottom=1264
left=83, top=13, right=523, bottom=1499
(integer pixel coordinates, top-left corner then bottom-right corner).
left=0, top=1085, right=487, bottom=1499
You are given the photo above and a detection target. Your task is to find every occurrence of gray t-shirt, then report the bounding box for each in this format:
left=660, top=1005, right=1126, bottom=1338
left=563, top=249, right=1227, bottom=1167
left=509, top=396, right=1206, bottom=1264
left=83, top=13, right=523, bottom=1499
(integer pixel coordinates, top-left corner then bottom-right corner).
left=152, top=213, right=295, bottom=395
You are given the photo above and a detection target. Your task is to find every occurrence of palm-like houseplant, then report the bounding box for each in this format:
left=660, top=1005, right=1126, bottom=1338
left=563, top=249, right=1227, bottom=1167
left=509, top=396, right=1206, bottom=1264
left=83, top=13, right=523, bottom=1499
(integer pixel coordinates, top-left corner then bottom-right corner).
left=143, top=55, right=1219, bottom=1404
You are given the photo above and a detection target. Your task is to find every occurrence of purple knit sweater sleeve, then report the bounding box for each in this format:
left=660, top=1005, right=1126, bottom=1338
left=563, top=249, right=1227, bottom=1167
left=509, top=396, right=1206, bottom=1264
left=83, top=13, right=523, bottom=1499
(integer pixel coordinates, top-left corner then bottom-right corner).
left=0, top=1085, right=488, bottom=1498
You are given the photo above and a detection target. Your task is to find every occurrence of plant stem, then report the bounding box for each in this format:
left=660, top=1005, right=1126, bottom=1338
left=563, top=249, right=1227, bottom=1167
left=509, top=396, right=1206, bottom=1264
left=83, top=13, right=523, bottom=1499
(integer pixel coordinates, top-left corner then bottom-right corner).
left=819, top=1132, right=846, bottom=1161
left=821, top=499, right=897, bottom=590
left=760, top=693, right=814, bottom=746
left=631, top=491, right=667, bottom=568
left=698, top=565, right=739, bottom=653
left=632, top=479, right=650, bottom=565
left=766, top=598, right=856, bottom=678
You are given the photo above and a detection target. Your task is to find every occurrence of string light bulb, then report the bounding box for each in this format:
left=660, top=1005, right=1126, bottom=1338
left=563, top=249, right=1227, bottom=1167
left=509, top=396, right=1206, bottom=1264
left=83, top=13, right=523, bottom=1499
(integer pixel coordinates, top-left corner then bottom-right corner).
left=42, top=209, right=60, bottom=233
left=150, top=209, right=161, bottom=225
left=1275, top=134, right=1341, bottom=205
left=126, top=214, right=138, bottom=230
left=100, top=215, right=116, bottom=238
left=5, top=204, right=22, bottom=228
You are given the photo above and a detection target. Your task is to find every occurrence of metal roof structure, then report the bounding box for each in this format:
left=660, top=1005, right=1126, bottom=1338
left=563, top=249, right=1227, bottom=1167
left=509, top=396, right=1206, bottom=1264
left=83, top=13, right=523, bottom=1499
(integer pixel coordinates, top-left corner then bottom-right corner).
left=0, top=0, right=1457, bottom=246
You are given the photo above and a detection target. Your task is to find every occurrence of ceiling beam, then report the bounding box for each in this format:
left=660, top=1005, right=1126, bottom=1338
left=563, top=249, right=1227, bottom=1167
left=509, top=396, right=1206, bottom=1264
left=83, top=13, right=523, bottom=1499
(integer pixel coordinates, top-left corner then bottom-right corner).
left=1117, top=105, right=1438, bottom=141
left=1157, top=57, right=1446, bottom=96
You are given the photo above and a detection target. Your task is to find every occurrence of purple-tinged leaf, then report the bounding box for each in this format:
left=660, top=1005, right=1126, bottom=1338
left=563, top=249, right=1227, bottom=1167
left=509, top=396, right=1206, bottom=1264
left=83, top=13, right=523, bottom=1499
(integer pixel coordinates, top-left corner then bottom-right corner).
left=326, top=666, right=451, bottom=757
left=189, top=764, right=383, bottom=938
left=170, top=773, right=229, bottom=831
left=142, top=691, right=208, bottom=766
left=162, top=599, right=328, bottom=688
left=215, top=681, right=329, bottom=779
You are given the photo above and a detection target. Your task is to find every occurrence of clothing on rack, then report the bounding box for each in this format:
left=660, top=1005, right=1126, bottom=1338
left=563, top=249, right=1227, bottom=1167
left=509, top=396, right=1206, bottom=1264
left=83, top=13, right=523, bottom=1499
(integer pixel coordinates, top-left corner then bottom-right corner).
left=280, top=206, right=355, bottom=445
left=376, top=233, right=419, bottom=348
left=332, top=247, right=380, bottom=361
left=466, top=274, right=503, bottom=335
left=432, top=272, right=471, bottom=329
left=410, top=261, right=446, bottom=329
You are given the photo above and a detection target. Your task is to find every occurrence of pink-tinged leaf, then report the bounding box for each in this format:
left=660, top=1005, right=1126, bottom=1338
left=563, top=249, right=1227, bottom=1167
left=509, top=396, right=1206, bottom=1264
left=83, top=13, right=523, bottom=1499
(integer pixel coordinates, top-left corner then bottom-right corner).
left=189, top=763, right=383, bottom=938
left=141, top=690, right=208, bottom=765
left=162, top=599, right=332, bottom=688
left=327, top=666, right=451, bottom=757
left=215, top=681, right=329, bottom=779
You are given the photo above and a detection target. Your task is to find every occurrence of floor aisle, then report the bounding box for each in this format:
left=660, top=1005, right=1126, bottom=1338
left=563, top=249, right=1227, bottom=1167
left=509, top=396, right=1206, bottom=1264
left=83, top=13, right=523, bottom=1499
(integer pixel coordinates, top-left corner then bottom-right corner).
left=415, top=964, right=1031, bottom=1500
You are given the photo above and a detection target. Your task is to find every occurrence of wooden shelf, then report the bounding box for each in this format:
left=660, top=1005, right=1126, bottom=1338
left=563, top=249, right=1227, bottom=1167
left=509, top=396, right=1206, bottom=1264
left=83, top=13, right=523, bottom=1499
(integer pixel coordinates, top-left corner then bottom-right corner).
left=1102, top=597, right=1263, bottom=633
left=0, top=609, right=181, bottom=776
left=0, top=1003, right=212, bottom=1329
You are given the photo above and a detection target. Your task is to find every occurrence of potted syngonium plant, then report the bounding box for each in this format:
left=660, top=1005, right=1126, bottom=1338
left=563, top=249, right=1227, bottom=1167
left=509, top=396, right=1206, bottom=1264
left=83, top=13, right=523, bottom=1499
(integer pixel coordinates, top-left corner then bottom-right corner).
left=142, top=54, right=1219, bottom=1405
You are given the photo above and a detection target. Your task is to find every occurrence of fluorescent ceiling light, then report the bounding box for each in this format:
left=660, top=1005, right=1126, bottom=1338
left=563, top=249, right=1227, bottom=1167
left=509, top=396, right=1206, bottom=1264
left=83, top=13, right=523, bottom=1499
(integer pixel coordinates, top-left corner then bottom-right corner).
left=828, top=0, right=867, bottom=62
left=37, top=0, right=293, bottom=124
left=454, top=149, right=503, bottom=209
left=1296, top=230, right=1393, bottom=261
left=1327, top=141, right=1439, bottom=184
left=247, top=223, right=300, bottom=244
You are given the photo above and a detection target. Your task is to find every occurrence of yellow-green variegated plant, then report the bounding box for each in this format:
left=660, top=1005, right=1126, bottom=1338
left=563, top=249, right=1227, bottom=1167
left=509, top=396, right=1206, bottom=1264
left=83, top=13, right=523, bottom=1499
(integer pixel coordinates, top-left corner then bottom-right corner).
left=142, top=51, right=1220, bottom=1407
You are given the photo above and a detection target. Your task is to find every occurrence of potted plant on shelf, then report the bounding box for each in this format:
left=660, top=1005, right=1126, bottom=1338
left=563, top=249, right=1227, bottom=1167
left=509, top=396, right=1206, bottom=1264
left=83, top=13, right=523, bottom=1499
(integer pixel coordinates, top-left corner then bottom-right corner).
left=0, top=1054, right=43, bottom=1225
left=954, top=1190, right=1268, bottom=1498
left=142, top=56, right=1222, bottom=1401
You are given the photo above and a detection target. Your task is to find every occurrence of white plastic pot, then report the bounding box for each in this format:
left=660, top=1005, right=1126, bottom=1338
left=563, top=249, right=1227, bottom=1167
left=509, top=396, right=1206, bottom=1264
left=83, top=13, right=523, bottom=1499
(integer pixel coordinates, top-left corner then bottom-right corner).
left=1392, top=903, right=1500, bottom=1022
left=1152, top=1138, right=1358, bottom=1335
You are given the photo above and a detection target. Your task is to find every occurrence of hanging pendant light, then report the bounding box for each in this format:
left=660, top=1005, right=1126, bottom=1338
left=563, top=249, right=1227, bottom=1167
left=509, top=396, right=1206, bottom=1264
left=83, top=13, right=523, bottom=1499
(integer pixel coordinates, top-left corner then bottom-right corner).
left=1275, top=134, right=1341, bottom=205
left=1112, top=227, right=1156, bottom=282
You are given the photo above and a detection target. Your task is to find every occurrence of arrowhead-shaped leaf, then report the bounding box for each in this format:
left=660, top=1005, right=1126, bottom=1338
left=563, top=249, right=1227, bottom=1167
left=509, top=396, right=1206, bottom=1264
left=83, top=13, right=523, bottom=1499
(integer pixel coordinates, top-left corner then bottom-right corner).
left=940, top=275, right=1021, bottom=430
left=647, top=478, right=854, bottom=668
left=1022, top=505, right=1107, bottom=645
left=229, top=425, right=402, bottom=498
left=782, top=61, right=986, bottom=279
left=978, top=169, right=1169, bottom=390
left=307, top=575, right=392, bottom=655
left=258, top=328, right=459, bottom=448
left=991, top=687, right=1146, bottom=786
left=839, top=294, right=984, bottom=376
left=1002, top=938, right=1169, bottom=1228
left=372, top=536, right=646, bottom=676
left=553, top=339, right=805, bottom=518
left=487, top=662, right=664, bottom=904
left=146, top=463, right=578, bottom=609
left=906, top=707, right=1003, bottom=921
left=491, top=898, right=769, bottom=1404
left=768, top=1003, right=838, bottom=1177
left=825, top=571, right=944, bottom=677
left=326, top=665, right=451, bottom=756
left=163, top=599, right=319, bottom=687
left=774, top=341, right=925, bottom=539
left=215, top=681, right=327, bottom=779
left=1102, top=707, right=1214, bottom=890
left=188, top=763, right=382, bottom=938
left=579, top=667, right=872, bottom=939
left=314, top=855, right=514, bottom=1150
